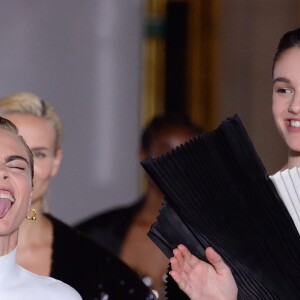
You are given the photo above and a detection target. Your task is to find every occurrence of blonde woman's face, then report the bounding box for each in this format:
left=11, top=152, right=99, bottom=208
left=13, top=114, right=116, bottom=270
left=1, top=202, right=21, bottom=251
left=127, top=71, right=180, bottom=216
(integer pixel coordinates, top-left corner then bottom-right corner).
left=5, top=114, right=62, bottom=206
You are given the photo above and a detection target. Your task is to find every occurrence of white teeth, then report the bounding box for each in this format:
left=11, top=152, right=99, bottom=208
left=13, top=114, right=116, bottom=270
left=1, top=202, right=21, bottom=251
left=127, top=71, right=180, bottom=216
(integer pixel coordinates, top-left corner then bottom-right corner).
left=0, top=193, right=14, bottom=203
left=290, top=120, right=300, bottom=128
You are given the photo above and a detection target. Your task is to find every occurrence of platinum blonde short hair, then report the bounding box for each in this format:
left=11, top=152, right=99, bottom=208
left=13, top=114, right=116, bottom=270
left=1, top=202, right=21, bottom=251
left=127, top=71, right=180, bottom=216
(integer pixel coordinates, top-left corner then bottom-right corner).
left=0, top=92, right=62, bottom=151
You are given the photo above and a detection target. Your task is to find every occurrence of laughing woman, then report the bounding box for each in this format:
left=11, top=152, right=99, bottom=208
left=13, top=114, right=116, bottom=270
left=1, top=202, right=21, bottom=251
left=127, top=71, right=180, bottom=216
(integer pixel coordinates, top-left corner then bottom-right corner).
left=0, top=116, right=81, bottom=299
left=0, top=92, right=153, bottom=300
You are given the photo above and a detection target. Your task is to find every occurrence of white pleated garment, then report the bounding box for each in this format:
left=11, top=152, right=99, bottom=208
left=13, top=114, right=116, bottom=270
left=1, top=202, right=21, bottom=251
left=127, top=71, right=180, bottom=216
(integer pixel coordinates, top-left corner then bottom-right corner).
left=270, top=167, right=300, bottom=234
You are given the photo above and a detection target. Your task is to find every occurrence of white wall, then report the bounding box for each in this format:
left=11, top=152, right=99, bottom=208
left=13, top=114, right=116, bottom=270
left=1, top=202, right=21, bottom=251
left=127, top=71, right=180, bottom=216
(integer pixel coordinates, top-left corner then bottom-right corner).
left=0, top=0, right=145, bottom=225
left=0, top=0, right=299, bottom=224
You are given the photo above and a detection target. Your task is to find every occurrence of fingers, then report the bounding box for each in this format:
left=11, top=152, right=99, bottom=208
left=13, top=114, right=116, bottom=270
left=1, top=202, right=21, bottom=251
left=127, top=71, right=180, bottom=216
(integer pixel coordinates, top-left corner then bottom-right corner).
left=169, top=255, right=187, bottom=291
left=172, top=245, right=231, bottom=277
left=170, top=245, right=192, bottom=280
left=170, top=254, right=181, bottom=275
left=206, top=247, right=230, bottom=275
left=170, top=244, right=201, bottom=282
left=177, top=244, right=200, bottom=268
left=169, top=260, right=191, bottom=295
left=169, top=269, right=181, bottom=285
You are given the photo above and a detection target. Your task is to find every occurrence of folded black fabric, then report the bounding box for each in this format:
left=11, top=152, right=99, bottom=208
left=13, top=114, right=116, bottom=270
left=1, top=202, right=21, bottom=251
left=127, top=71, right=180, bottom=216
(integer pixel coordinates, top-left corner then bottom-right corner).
left=141, top=114, right=300, bottom=300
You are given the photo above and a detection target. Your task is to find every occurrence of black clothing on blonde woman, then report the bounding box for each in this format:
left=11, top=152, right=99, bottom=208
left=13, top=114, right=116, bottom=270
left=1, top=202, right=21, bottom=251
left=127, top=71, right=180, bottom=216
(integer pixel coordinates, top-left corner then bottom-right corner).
left=47, top=214, right=155, bottom=300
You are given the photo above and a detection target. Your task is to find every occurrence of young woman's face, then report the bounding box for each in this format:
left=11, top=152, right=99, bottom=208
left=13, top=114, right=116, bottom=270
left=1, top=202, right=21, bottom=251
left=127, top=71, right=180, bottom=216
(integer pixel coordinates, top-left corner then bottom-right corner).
left=272, top=47, right=300, bottom=154
left=0, top=128, right=32, bottom=235
left=5, top=114, right=62, bottom=205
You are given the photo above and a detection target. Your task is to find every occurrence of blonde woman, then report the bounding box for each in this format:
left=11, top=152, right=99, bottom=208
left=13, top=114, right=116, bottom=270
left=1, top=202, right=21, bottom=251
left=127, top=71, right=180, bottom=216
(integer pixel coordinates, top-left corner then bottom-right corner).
left=0, top=92, right=154, bottom=300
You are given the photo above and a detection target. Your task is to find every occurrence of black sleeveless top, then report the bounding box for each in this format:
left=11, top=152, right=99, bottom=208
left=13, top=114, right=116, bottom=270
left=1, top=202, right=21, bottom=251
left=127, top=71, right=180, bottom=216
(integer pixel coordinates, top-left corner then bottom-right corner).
left=46, top=214, right=155, bottom=300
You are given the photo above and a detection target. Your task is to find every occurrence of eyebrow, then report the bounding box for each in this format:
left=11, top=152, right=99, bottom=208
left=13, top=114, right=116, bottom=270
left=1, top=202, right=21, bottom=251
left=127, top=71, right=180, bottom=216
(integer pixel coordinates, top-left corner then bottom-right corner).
left=5, top=155, right=29, bottom=165
left=273, top=77, right=290, bottom=84
left=30, top=147, right=48, bottom=151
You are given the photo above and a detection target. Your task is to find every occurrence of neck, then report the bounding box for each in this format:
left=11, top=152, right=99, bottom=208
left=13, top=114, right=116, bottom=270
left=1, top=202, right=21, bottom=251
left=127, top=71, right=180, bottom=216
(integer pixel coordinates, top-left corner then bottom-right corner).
left=140, top=185, right=164, bottom=220
left=287, top=149, right=300, bottom=169
left=18, top=200, right=51, bottom=248
left=0, top=230, right=18, bottom=256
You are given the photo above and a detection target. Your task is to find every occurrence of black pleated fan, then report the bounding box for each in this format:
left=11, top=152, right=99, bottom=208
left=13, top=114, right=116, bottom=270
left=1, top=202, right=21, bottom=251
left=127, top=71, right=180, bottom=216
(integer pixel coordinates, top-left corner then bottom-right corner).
left=141, top=114, right=300, bottom=300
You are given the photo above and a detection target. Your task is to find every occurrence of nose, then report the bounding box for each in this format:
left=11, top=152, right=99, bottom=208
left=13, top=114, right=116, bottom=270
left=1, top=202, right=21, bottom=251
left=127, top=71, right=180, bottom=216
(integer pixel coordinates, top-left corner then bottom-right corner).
left=0, top=168, right=9, bottom=181
left=288, top=92, right=300, bottom=114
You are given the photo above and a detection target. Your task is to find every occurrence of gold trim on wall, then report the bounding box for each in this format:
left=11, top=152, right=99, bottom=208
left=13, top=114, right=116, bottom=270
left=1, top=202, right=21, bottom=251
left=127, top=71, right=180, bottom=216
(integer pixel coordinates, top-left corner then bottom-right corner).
left=141, top=0, right=167, bottom=126
left=185, top=0, right=221, bottom=130
left=142, top=0, right=221, bottom=130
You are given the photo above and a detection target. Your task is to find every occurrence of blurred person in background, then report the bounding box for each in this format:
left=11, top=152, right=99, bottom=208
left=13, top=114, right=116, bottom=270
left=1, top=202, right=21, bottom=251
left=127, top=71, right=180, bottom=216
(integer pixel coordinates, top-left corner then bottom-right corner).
left=76, top=114, right=203, bottom=298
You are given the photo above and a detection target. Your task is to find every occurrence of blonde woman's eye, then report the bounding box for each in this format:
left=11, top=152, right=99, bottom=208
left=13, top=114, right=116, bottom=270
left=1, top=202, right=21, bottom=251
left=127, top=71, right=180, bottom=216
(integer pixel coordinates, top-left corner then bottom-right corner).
left=34, top=152, right=46, bottom=159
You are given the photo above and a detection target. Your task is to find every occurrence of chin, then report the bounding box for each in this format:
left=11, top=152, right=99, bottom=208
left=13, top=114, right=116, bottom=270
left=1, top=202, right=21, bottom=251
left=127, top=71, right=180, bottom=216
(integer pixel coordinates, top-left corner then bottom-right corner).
left=288, top=145, right=300, bottom=156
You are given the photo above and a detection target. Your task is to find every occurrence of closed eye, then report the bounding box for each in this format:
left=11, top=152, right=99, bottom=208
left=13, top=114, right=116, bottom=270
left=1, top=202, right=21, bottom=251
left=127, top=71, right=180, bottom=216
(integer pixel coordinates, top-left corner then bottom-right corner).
left=9, top=165, right=26, bottom=170
left=5, top=155, right=29, bottom=172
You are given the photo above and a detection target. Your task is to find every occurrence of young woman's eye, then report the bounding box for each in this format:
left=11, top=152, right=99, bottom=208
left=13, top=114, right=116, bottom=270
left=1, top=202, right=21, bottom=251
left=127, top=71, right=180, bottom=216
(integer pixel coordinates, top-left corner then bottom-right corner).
left=277, top=88, right=293, bottom=94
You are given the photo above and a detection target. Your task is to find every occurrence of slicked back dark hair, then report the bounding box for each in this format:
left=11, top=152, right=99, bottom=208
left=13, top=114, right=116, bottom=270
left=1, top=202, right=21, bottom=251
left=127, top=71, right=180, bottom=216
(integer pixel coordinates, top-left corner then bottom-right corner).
left=141, top=113, right=203, bottom=153
left=272, top=27, right=300, bottom=73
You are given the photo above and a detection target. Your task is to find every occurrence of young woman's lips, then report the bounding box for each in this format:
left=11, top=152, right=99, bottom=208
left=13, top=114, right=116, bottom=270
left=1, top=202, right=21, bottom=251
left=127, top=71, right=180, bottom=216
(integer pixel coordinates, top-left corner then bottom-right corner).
left=286, top=119, right=300, bottom=131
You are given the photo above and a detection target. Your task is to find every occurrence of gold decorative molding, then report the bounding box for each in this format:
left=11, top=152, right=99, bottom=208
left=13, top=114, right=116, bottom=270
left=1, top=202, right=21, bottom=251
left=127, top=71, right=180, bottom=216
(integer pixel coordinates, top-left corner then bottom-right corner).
left=185, top=0, right=221, bottom=130
left=141, top=0, right=167, bottom=126
left=142, top=0, right=221, bottom=130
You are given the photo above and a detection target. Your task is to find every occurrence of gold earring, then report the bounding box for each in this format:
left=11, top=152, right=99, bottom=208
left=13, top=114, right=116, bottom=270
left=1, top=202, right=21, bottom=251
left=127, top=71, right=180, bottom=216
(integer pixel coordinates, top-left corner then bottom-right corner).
left=26, top=208, right=37, bottom=221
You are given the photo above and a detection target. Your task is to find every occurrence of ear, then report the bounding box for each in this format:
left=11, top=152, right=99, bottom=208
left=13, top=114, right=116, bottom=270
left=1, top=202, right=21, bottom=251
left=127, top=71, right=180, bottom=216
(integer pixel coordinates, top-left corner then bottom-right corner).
left=28, top=190, right=33, bottom=210
left=50, top=148, right=63, bottom=177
